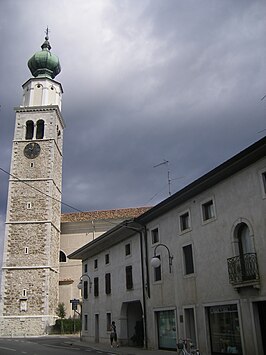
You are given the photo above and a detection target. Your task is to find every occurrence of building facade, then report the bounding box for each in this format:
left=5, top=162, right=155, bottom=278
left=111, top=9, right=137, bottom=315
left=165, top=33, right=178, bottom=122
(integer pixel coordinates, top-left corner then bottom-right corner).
left=0, top=34, right=64, bottom=336
left=0, top=33, right=150, bottom=335
left=59, top=207, right=151, bottom=317
left=69, top=137, right=266, bottom=355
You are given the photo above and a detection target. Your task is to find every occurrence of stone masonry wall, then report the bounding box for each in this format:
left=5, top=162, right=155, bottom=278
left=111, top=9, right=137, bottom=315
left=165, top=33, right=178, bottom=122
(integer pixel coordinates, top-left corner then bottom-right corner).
left=1, top=106, right=63, bottom=336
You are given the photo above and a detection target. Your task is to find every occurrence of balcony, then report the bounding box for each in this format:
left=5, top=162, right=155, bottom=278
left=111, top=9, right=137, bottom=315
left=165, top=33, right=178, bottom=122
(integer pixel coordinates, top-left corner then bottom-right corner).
left=227, top=253, right=260, bottom=289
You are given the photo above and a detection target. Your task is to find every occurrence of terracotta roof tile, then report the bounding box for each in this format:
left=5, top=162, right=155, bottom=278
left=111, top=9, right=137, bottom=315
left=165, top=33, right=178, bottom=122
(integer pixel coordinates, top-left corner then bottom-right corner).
left=61, top=207, right=151, bottom=223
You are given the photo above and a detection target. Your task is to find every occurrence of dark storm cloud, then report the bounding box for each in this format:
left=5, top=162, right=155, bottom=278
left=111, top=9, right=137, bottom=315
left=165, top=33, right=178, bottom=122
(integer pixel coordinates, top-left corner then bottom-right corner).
left=0, top=0, right=266, bottom=226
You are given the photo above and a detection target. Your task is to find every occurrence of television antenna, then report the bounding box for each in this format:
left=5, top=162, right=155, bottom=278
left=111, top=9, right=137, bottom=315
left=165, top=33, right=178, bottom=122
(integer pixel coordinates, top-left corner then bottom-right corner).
left=153, top=159, right=171, bottom=196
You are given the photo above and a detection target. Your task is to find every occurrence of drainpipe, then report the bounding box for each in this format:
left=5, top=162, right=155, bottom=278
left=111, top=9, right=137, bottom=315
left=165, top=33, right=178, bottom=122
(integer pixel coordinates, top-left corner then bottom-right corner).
left=143, top=227, right=150, bottom=299
left=139, top=227, right=148, bottom=349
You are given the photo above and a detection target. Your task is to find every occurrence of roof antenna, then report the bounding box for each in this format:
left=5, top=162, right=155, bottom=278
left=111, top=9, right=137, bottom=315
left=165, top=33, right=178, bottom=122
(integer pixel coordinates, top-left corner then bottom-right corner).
left=153, top=159, right=171, bottom=196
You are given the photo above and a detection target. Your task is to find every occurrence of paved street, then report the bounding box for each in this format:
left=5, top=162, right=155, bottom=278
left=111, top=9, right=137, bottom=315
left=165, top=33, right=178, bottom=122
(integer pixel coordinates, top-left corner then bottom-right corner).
left=0, top=336, right=178, bottom=355
left=0, top=337, right=113, bottom=355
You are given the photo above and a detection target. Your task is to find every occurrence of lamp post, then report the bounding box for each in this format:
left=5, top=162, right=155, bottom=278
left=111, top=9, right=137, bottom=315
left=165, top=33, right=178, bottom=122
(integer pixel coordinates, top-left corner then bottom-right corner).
left=77, top=274, right=92, bottom=293
left=151, top=243, right=173, bottom=273
left=77, top=274, right=92, bottom=340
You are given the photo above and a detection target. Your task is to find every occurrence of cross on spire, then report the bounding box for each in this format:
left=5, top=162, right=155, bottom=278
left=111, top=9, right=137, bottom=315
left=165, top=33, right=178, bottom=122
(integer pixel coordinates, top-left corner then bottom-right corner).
left=45, top=26, right=50, bottom=40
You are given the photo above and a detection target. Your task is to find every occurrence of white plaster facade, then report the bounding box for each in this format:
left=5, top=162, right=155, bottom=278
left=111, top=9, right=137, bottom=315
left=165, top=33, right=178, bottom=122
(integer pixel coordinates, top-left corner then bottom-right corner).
left=69, top=137, right=266, bottom=355
left=59, top=207, right=151, bottom=318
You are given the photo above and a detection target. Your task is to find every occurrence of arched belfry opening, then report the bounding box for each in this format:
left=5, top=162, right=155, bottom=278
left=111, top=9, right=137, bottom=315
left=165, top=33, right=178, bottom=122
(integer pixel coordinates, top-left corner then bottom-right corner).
left=25, top=120, right=34, bottom=140
left=36, top=119, right=44, bottom=139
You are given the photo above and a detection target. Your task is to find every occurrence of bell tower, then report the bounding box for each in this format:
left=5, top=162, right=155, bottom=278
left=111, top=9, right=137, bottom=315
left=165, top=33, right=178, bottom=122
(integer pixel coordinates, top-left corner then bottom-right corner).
left=0, top=32, right=65, bottom=335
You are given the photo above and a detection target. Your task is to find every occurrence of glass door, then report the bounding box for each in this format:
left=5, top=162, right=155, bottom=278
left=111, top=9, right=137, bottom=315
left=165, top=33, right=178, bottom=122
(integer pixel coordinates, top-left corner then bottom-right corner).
left=157, top=310, right=177, bottom=350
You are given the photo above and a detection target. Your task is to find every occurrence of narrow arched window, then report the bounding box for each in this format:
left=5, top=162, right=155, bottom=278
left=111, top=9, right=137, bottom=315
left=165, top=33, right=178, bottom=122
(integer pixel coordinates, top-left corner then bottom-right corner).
left=25, top=120, right=34, bottom=139
left=36, top=120, right=44, bottom=139
left=237, top=223, right=253, bottom=255
left=235, top=223, right=255, bottom=281
left=59, top=250, right=67, bottom=262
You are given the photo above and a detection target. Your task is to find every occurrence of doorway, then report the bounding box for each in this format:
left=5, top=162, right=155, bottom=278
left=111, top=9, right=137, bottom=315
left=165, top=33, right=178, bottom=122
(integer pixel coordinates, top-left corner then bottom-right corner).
left=120, top=300, right=144, bottom=346
left=156, top=309, right=177, bottom=350
left=256, top=301, right=266, bottom=354
left=95, top=314, right=99, bottom=343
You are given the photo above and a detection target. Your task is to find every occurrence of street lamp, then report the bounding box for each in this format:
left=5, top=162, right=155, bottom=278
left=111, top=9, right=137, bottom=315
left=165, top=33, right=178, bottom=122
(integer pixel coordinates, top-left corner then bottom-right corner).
left=151, top=243, right=173, bottom=273
left=77, top=274, right=92, bottom=293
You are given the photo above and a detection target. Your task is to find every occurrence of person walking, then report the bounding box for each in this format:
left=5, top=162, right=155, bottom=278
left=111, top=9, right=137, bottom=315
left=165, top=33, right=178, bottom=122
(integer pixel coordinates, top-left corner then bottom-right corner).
left=110, top=321, right=118, bottom=347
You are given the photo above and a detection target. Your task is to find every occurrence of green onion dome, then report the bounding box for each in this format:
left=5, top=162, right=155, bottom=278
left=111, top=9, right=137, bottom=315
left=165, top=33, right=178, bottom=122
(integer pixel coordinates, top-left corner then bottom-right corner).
left=28, top=36, right=61, bottom=79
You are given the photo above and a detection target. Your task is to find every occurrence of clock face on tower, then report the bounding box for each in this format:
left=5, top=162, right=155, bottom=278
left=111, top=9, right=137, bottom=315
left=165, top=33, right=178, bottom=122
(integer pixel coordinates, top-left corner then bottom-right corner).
left=24, top=142, right=41, bottom=159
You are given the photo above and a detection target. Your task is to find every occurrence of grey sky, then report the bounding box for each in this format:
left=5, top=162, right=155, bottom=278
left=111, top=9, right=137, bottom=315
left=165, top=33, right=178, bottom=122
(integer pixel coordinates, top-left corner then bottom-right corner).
left=0, top=0, right=266, bottom=244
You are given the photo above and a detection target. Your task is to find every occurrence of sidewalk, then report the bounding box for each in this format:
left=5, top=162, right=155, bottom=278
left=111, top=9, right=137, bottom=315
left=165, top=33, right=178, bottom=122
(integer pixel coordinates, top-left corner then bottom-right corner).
left=71, top=337, right=178, bottom=355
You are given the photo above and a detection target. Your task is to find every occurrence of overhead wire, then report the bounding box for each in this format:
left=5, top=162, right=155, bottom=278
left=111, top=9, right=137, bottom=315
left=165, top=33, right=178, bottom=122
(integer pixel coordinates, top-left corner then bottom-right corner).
left=0, top=167, right=146, bottom=228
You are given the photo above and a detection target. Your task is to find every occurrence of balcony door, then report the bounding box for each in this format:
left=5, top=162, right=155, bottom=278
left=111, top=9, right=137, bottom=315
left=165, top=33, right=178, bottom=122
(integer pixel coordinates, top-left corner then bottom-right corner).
left=237, top=223, right=254, bottom=281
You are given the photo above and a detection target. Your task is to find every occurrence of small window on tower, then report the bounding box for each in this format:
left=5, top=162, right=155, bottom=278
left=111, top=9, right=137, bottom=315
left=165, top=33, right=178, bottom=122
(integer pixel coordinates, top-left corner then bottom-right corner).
left=59, top=251, right=67, bottom=262
left=30, top=162, right=34, bottom=168
left=25, top=247, right=29, bottom=255
left=27, top=202, right=32, bottom=209
left=57, top=125, right=61, bottom=138
left=20, top=299, right=27, bottom=312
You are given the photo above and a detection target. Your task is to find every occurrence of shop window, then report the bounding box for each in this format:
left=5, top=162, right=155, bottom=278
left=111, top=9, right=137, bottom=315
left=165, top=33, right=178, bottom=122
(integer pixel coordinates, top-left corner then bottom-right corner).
left=183, top=244, right=194, bottom=275
left=94, top=277, right=99, bottom=297
left=25, top=120, right=34, bottom=140
left=126, top=265, right=133, bottom=290
left=156, top=310, right=176, bottom=350
left=208, top=304, right=242, bottom=354
left=151, top=228, right=159, bottom=244
left=184, top=308, right=196, bottom=348
left=36, top=119, right=44, bottom=139
left=105, top=273, right=111, bottom=294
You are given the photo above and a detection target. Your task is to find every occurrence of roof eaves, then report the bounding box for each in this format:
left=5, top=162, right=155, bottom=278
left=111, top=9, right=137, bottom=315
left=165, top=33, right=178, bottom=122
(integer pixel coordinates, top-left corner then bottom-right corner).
left=137, top=137, right=266, bottom=224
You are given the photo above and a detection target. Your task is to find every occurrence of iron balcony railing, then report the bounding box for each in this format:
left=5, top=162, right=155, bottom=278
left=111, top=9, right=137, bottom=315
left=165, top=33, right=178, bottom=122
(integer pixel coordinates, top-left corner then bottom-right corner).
left=227, top=253, right=259, bottom=285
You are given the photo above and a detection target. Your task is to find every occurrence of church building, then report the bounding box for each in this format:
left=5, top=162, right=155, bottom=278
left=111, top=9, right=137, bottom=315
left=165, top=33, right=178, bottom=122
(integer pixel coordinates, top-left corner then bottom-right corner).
left=0, top=33, right=150, bottom=336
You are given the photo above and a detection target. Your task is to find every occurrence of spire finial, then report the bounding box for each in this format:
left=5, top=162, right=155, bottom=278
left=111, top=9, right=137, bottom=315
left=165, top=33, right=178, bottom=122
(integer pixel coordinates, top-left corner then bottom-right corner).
left=41, top=27, right=51, bottom=51
left=45, top=26, right=50, bottom=40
